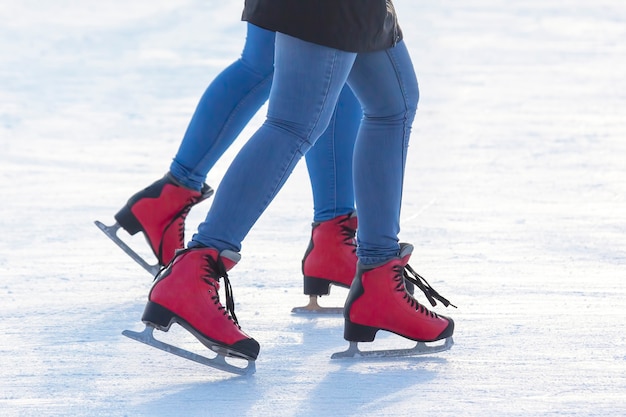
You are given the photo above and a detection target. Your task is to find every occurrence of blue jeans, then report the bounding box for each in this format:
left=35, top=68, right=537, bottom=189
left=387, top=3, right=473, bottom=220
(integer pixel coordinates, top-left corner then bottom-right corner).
left=193, top=34, right=419, bottom=265
left=170, top=23, right=359, bottom=222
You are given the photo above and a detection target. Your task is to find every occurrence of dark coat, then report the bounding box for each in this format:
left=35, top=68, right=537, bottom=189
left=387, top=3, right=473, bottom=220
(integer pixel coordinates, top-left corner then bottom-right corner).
left=242, top=0, right=402, bottom=53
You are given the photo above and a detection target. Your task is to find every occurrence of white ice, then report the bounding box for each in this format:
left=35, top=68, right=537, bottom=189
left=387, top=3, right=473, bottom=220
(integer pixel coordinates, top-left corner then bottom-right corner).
left=1, top=1, right=625, bottom=416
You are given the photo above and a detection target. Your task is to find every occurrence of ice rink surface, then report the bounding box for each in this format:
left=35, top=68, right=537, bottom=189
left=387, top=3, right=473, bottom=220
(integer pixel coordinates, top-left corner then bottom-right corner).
left=1, top=1, right=625, bottom=415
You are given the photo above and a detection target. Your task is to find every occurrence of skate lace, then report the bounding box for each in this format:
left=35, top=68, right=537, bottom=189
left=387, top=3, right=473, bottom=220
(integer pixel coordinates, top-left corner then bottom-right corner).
left=201, top=254, right=240, bottom=327
left=393, top=264, right=457, bottom=317
left=338, top=216, right=357, bottom=252
left=158, top=196, right=203, bottom=262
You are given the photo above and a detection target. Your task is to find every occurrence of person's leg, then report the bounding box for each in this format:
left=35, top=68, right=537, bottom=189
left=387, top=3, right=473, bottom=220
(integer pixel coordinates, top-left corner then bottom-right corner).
left=342, top=41, right=454, bottom=346
left=111, top=24, right=275, bottom=266
left=346, top=40, right=419, bottom=266
left=191, top=34, right=356, bottom=252
left=297, top=85, right=361, bottom=307
left=304, top=85, right=360, bottom=222
left=169, top=24, right=276, bottom=191
left=142, top=35, right=357, bottom=361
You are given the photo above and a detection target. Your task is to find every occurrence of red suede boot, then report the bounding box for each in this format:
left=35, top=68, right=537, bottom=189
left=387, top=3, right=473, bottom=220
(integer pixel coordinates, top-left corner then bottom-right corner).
left=141, top=247, right=260, bottom=360
left=343, top=243, right=455, bottom=343
left=292, top=212, right=358, bottom=313
left=114, top=174, right=213, bottom=266
left=302, top=211, right=358, bottom=293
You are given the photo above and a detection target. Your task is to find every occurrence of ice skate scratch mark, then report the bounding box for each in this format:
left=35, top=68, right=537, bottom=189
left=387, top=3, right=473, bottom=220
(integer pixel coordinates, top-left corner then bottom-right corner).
left=403, top=198, right=437, bottom=223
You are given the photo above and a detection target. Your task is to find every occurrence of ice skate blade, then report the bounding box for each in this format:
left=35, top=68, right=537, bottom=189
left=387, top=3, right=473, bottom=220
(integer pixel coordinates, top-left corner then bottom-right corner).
left=122, top=325, right=255, bottom=376
left=291, top=296, right=343, bottom=315
left=94, top=220, right=160, bottom=276
left=331, top=337, right=454, bottom=359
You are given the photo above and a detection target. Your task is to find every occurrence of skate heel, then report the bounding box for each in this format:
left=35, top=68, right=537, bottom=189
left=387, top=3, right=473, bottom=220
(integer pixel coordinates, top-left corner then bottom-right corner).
left=114, top=205, right=142, bottom=235
left=141, top=301, right=176, bottom=331
left=303, top=276, right=333, bottom=295
left=343, top=319, right=379, bottom=342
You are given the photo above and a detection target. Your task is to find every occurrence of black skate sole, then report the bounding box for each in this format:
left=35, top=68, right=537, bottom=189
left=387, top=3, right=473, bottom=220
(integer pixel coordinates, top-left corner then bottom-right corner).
left=332, top=316, right=455, bottom=359
left=343, top=315, right=455, bottom=343
left=114, top=204, right=143, bottom=236
left=292, top=276, right=349, bottom=315
left=303, top=275, right=350, bottom=295
left=142, top=301, right=260, bottom=361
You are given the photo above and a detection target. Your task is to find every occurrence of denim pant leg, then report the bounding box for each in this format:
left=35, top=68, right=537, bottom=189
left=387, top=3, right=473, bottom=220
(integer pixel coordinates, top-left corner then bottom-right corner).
left=347, top=41, right=419, bottom=265
left=169, top=24, right=275, bottom=191
left=304, top=85, right=361, bottom=222
left=169, top=22, right=359, bottom=221
left=192, top=34, right=356, bottom=252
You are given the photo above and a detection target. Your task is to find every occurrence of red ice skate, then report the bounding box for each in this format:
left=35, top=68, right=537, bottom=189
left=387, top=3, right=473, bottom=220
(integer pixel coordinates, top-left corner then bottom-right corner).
left=292, top=212, right=358, bottom=314
left=292, top=212, right=415, bottom=314
left=95, top=174, right=213, bottom=275
left=123, top=247, right=259, bottom=375
left=332, top=243, right=455, bottom=358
